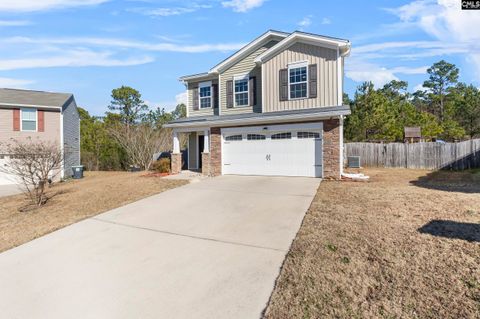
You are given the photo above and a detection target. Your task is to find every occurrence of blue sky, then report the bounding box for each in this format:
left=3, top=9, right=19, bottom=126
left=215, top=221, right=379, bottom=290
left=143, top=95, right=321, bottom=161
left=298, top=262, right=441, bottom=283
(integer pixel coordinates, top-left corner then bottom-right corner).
left=0, top=0, right=479, bottom=116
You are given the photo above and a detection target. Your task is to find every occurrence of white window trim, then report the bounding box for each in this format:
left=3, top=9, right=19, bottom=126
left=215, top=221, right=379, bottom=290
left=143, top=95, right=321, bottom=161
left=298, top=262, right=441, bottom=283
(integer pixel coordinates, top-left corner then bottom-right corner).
left=233, top=74, right=249, bottom=108
left=199, top=81, right=212, bottom=109
left=288, top=61, right=309, bottom=101
left=20, top=108, right=38, bottom=132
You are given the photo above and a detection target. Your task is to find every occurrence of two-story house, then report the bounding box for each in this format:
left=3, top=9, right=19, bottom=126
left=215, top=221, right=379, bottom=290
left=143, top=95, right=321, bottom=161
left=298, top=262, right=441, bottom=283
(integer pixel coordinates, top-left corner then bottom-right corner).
left=165, top=30, right=351, bottom=179
left=0, top=88, right=80, bottom=185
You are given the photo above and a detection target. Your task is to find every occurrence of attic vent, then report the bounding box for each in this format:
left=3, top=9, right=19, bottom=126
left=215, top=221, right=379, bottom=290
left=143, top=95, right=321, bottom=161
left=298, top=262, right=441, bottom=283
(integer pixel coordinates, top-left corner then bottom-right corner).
left=347, top=156, right=361, bottom=168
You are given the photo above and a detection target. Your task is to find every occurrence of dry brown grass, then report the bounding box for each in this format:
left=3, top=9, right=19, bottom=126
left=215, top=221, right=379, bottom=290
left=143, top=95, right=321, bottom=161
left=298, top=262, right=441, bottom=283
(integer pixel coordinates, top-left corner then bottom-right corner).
left=265, top=168, right=480, bottom=319
left=0, top=171, right=187, bottom=253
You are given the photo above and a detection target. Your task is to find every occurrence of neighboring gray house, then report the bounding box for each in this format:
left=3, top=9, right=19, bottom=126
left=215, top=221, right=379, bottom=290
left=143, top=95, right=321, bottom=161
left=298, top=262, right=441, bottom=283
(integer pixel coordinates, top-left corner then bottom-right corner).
left=0, top=88, right=80, bottom=185
left=165, top=30, right=351, bottom=179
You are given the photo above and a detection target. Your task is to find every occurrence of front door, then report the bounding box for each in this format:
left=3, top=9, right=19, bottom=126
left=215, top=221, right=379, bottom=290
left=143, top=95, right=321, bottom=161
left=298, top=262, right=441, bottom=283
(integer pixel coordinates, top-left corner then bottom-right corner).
left=198, top=135, right=205, bottom=169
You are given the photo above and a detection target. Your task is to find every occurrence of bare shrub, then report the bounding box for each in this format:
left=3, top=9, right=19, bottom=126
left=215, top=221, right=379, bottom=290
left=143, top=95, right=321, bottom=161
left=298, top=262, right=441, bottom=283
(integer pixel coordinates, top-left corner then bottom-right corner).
left=109, top=124, right=171, bottom=171
left=0, top=138, right=64, bottom=207
left=151, top=158, right=171, bottom=173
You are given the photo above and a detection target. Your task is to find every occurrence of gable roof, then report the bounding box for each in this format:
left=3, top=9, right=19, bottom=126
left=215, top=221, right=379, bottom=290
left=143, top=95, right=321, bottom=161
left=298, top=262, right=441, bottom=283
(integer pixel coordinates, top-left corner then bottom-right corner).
left=179, top=30, right=351, bottom=82
left=0, top=88, right=73, bottom=109
left=254, top=31, right=351, bottom=64
left=209, top=30, right=289, bottom=73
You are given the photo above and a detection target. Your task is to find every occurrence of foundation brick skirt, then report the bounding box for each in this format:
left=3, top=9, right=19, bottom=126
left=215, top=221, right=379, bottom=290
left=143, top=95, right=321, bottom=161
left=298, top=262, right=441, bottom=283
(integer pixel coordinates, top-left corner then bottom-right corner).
left=201, top=153, right=211, bottom=176
left=171, top=153, right=182, bottom=174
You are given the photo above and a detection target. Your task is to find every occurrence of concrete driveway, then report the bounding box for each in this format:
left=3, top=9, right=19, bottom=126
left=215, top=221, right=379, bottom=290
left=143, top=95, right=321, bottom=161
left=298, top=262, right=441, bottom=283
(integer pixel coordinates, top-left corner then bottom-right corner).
left=0, top=175, right=320, bottom=319
left=0, top=184, right=22, bottom=197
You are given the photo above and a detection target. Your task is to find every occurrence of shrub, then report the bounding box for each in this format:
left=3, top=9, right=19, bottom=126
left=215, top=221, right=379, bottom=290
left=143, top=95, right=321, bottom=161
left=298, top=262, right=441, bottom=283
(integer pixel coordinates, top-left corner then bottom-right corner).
left=151, top=158, right=171, bottom=173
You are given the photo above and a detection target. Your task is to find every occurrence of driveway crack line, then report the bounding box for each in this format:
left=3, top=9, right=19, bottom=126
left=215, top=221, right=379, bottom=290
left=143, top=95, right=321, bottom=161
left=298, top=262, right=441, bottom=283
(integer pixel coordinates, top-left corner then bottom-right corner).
left=91, top=217, right=286, bottom=253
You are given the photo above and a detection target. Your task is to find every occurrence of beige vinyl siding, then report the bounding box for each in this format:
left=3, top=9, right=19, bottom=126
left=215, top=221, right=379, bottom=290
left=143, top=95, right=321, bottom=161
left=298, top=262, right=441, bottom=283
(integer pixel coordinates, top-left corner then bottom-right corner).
left=263, top=42, right=339, bottom=112
left=0, top=107, right=61, bottom=146
left=187, top=79, right=218, bottom=117
left=220, top=40, right=279, bottom=115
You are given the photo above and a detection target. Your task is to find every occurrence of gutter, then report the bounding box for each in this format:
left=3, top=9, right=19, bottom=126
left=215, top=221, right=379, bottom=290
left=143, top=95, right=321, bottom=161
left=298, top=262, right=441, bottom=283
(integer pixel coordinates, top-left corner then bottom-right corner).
left=0, top=102, right=62, bottom=110
left=164, top=109, right=351, bottom=129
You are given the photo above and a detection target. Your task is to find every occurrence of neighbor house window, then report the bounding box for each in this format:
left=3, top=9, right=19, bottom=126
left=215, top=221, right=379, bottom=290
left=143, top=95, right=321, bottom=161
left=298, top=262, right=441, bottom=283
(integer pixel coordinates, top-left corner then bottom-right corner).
left=289, top=62, right=308, bottom=99
left=234, top=75, right=249, bottom=107
left=21, top=108, right=37, bottom=131
left=199, top=81, right=212, bottom=109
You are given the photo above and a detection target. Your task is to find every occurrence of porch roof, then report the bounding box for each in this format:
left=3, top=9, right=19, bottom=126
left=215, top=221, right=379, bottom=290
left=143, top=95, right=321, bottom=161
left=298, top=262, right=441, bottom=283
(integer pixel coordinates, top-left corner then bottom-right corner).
left=164, top=105, right=350, bottom=129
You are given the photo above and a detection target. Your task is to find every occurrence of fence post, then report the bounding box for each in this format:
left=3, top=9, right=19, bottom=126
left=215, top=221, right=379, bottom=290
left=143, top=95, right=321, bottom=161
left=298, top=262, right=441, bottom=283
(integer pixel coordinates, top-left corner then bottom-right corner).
left=405, top=143, right=408, bottom=168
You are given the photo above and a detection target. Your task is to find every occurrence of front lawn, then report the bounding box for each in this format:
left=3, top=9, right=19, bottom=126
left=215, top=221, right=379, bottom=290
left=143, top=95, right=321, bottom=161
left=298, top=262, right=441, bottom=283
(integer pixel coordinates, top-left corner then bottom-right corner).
left=0, top=171, right=187, bottom=253
left=265, top=168, right=480, bottom=319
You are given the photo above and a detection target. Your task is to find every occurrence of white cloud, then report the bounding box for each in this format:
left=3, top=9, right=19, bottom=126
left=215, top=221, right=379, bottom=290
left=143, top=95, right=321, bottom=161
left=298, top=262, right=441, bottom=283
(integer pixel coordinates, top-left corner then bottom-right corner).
left=413, top=83, right=425, bottom=91
left=130, top=4, right=212, bottom=17
left=321, top=17, right=331, bottom=25
left=345, top=58, right=428, bottom=88
left=3, top=36, right=246, bottom=53
left=175, top=92, right=187, bottom=105
left=0, top=77, right=33, bottom=88
left=387, top=0, right=480, bottom=81
left=346, top=65, right=399, bottom=88
left=0, top=20, right=31, bottom=27
left=298, top=15, right=312, bottom=29
left=222, top=0, right=266, bottom=12
left=0, top=0, right=108, bottom=12
left=0, top=49, right=153, bottom=71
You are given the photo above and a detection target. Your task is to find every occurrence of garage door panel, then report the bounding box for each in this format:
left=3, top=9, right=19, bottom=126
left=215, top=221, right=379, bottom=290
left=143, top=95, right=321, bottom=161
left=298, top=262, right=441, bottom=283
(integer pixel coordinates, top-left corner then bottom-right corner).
left=222, top=124, right=323, bottom=178
left=0, top=158, right=19, bottom=185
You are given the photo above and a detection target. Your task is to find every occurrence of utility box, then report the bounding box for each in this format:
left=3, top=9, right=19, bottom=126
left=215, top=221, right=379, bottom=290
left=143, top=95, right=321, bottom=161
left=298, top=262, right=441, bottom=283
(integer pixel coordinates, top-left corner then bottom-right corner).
left=347, top=156, right=361, bottom=168
left=72, top=165, right=84, bottom=179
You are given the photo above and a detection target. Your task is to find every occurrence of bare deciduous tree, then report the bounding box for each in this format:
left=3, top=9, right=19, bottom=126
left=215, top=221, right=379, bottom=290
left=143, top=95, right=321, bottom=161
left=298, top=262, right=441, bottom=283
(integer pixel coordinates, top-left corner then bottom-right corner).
left=109, top=124, right=172, bottom=171
left=0, top=138, right=64, bottom=207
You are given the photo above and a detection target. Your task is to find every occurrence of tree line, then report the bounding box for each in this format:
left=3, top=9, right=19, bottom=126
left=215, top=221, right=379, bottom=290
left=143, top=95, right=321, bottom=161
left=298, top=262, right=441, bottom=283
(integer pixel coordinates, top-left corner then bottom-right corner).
left=344, top=60, right=480, bottom=142
left=80, top=86, right=185, bottom=171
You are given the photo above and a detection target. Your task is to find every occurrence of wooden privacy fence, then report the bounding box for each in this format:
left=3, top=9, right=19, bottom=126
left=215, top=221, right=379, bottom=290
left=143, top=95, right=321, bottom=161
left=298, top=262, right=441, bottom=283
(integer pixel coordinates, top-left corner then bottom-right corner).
left=345, top=139, right=480, bottom=170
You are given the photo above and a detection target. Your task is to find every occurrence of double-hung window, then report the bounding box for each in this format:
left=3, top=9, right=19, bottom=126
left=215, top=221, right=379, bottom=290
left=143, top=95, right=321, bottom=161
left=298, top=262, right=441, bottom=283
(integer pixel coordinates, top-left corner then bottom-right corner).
left=199, top=81, right=212, bottom=109
left=234, top=75, right=249, bottom=107
left=21, top=108, right=37, bottom=131
left=288, top=62, right=308, bottom=99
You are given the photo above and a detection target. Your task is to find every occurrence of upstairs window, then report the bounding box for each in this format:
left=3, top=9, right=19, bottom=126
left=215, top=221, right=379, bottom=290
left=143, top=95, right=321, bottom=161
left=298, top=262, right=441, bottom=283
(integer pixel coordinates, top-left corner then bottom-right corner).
left=21, top=108, right=37, bottom=131
left=199, top=82, right=212, bottom=109
left=289, top=63, right=308, bottom=99
left=234, top=75, right=249, bottom=107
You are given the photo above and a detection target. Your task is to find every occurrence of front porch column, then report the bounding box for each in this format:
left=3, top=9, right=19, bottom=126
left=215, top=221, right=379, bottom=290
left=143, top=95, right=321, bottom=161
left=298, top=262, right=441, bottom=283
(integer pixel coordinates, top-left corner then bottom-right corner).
left=171, top=130, right=181, bottom=174
left=201, top=129, right=210, bottom=176
left=173, top=130, right=180, bottom=154
left=203, top=129, right=210, bottom=153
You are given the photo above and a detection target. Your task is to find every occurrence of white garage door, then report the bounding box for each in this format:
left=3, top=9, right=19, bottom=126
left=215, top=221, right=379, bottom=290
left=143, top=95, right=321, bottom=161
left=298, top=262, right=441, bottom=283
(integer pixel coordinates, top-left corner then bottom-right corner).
left=222, top=123, right=323, bottom=177
left=0, top=156, right=18, bottom=185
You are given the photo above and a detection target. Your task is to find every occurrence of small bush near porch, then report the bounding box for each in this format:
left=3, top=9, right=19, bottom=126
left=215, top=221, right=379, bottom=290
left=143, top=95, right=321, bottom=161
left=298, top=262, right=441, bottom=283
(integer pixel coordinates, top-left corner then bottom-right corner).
left=265, top=168, right=480, bottom=319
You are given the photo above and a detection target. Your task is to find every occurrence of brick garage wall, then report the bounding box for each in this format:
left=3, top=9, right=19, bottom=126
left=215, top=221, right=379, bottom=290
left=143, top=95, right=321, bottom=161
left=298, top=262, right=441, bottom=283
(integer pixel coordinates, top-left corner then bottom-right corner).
left=322, top=119, right=341, bottom=179
left=203, top=127, right=222, bottom=176
left=201, top=152, right=210, bottom=176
